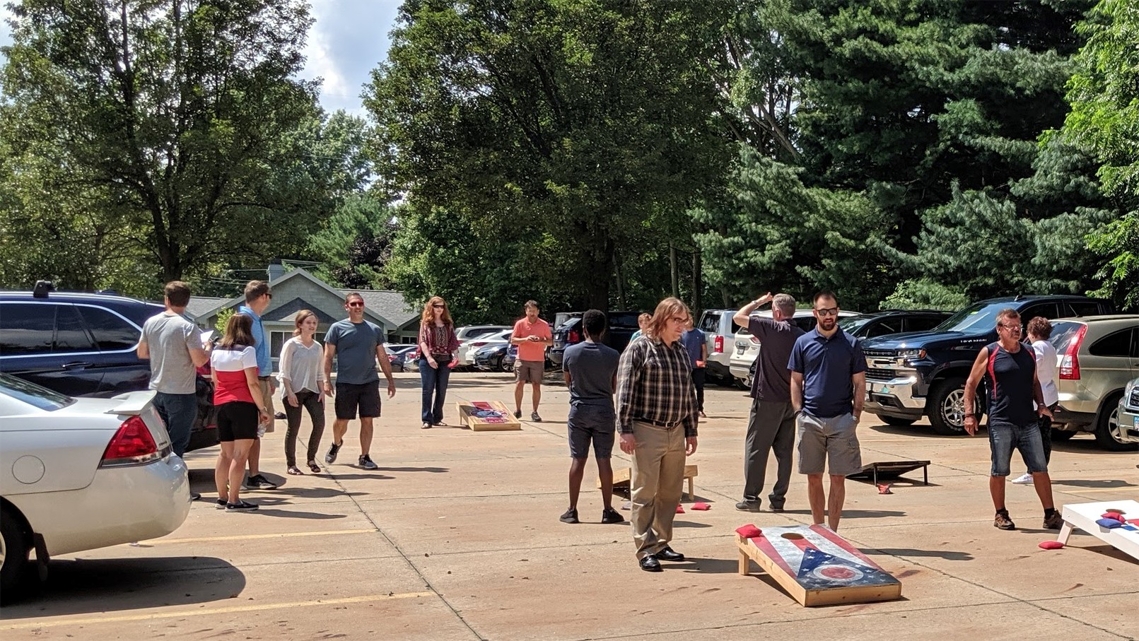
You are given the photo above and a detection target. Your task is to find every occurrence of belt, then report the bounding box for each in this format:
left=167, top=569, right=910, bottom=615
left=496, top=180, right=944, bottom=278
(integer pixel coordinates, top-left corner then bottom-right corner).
left=258, top=376, right=272, bottom=381
left=640, top=419, right=682, bottom=429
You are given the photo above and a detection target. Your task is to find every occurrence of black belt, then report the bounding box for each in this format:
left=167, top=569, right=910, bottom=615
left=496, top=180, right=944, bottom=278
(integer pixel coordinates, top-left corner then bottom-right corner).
left=641, top=419, right=682, bottom=429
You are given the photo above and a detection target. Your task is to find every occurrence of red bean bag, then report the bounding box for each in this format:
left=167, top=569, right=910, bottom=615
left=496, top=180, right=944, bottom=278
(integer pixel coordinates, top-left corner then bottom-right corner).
left=1038, top=540, right=1064, bottom=550
left=736, top=524, right=762, bottom=539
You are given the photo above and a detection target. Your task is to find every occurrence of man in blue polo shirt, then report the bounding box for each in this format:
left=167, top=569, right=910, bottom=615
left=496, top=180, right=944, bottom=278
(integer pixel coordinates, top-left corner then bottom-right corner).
left=789, top=291, right=866, bottom=531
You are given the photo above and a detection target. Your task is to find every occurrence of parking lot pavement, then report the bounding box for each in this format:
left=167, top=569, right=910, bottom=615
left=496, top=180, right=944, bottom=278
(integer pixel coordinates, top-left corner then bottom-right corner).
left=2, top=372, right=1137, bottom=640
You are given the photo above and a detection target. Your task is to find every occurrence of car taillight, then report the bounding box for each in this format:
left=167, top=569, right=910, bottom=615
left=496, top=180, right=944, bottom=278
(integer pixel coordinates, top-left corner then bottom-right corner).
left=568, top=330, right=581, bottom=343
left=471, top=341, right=487, bottom=348
left=100, top=416, right=161, bottom=467
left=749, top=336, right=760, bottom=345
left=714, top=336, right=724, bottom=354
left=1058, top=325, right=1086, bottom=380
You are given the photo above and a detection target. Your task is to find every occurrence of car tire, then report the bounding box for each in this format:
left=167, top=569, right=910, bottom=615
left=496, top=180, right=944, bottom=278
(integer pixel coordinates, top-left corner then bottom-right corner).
left=881, top=416, right=917, bottom=427
left=928, top=377, right=968, bottom=436
left=0, top=506, right=31, bottom=601
left=1094, top=392, right=1137, bottom=452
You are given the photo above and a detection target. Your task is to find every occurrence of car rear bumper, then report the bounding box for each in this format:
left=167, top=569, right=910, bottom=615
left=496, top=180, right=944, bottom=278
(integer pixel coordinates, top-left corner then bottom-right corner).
left=548, top=348, right=566, bottom=367
left=15, top=454, right=191, bottom=557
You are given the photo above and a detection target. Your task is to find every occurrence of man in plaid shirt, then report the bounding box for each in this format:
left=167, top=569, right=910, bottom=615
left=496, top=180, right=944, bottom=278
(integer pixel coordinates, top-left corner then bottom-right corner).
left=615, top=297, right=699, bottom=572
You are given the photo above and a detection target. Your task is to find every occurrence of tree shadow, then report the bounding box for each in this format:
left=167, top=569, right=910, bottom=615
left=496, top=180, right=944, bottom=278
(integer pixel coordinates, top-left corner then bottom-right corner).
left=0, top=556, right=245, bottom=617
left=1052, top=479, right=1137, bottom=489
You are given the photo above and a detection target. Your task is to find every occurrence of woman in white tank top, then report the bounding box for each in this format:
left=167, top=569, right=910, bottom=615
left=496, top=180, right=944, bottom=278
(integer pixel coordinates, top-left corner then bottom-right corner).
left=1012, top=317, right=1059, bottom=485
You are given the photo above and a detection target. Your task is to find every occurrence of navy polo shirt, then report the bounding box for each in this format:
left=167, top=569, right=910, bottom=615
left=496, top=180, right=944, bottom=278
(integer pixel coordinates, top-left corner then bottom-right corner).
left=788, top=327, right=867, bottom=418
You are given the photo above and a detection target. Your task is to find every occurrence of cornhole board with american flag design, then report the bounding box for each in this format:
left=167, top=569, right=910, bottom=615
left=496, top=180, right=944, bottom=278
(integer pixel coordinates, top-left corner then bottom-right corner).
left=455, top=400, right=521, bottom=431
left=736, top=524, right=902, bottom=607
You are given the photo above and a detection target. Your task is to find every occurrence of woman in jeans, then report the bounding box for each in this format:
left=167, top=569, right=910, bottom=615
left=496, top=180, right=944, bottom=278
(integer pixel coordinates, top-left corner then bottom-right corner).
left=211, top=313, right=268, bottom=511
left=418, top=296, right=459, bottom=429
left=280, top=310, right=325, bottom=474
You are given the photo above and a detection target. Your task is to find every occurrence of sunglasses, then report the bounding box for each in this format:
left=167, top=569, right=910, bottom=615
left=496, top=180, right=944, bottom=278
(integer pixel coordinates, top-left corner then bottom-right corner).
left=347, top=301, right=364, bottom=308
left=815, top=307, right=839, bottom=317
left=433, top=304, right=445, bottom=309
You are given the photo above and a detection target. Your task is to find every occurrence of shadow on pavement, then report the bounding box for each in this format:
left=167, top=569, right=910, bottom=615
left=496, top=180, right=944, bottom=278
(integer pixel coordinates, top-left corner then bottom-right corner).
left=867, top=547, right=974, bottom=561
left=865, top=424, right=972, bottom=439
left=1052, top=478, right=1136, bottom=489
left=776, top=509, right=907, bottom=519
left=0, top=556, right=245, bottom=618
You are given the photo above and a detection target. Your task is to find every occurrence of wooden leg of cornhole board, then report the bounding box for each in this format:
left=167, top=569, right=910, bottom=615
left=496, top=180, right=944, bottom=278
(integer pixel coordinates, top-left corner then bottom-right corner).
left=739, top=543, right=750, bottom=575
left=687, top=477, right=694, bottom=502
left=1056, top=522, right=1073, bottom=546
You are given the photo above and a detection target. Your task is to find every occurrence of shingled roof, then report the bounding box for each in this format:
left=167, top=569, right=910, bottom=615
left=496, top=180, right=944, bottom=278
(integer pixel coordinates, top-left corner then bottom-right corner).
left=348, top=290, right=420, bottom=329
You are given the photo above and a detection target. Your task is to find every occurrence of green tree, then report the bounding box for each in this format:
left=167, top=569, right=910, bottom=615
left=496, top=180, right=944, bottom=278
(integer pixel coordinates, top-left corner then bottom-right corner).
left=308, top=193, right=397, bottom=290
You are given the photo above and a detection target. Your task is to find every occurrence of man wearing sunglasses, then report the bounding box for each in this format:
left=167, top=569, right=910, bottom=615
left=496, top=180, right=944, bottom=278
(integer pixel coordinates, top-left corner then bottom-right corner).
left=239, top=280, right=277, bottom=491
left=789, top=291, right=866, bottom=531
left=322, top=292, right=397, bottom=470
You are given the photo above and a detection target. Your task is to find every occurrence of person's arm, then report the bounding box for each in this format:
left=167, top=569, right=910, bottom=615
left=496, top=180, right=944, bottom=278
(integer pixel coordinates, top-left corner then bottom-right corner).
left=243, top=365, right=269, bottom=423
left=137, top=336, right=149, bottom=359
left=540, top=324, right=554, bottom=347
left=852, top=372, right=866, bottom=422
left=509, top=322, right=527, bottom=345
left=280, top=341, right=297, bottom=400
left=614, top=342, right=644, bottom=454
left=323, top=342, right=337, bottom=397
left=376, top=343, right=396, bottom=398
left=1032, top=364, right=1050, bottom=418
left=733, top=292, right=773, bottom=327
left=791, top=371, right=804, bottom=413
left=419, top=327, right=437, bottom=369
left=962, top=347, right=990, bottom=436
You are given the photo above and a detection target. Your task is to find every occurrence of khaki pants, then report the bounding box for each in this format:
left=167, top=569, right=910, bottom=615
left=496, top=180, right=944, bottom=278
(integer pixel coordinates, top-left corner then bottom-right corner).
left=630, top=420, right=687, bottom=559
left=258, top=379, right=275, bottom=435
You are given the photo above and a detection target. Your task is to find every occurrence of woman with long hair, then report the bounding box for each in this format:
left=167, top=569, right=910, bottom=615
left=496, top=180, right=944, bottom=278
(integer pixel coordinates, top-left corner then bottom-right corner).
left=418, top=296, right=459, bottom=429
left=280, top=310, right=325, bottom=475
left=211, top=313, right=269, bottom=511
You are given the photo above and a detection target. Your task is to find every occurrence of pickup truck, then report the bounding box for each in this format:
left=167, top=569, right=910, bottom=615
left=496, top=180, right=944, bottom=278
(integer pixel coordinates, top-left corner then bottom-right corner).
left=860, top=295, right=1115, bottom=435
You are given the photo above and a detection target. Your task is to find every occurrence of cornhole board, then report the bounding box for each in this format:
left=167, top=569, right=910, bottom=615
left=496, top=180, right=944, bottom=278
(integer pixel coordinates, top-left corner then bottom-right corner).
left=847, top=460, right=930, bottom=486
left=736, top=524, right=902, bottom=607
left=602, top=465, right=698, bottom=501
left=455, top=400, right=522, bottom=431
left=1055, top=500, right=1139, bottom=561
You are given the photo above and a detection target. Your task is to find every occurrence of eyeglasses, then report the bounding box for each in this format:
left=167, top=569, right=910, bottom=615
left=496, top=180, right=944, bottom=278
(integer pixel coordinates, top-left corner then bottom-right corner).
left=433, top=304, right=445, bottom=309
left=266, top=293, right=272, bottom=300
left=815, top=307, right=839, bottom=317
left=669, top=316, right=690, bottom=324
left=347, top=301, right=364, bottom=308
left=999, top=324, right=1021, bottom=332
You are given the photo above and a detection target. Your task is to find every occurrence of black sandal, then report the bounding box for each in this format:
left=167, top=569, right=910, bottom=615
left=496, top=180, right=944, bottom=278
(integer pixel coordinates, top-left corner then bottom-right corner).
left=307, top=461, right=321, bottom=473
left=287, top=465, right=303, bottom=475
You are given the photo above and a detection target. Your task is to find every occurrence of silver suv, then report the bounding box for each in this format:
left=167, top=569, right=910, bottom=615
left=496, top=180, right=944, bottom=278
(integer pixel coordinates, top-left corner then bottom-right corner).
left=696, top=309, right=743, bottom=386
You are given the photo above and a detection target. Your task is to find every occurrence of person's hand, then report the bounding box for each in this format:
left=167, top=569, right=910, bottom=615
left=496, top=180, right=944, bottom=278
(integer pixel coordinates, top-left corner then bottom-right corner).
left=685, top=436, right=698, bottom=456
left=387, top=379, right=397, bottom=398
left=427, top=357, right=438, bottom=369
left=695, top=360, right=705, bottom=368
left=619, top=433, right=636, bottom=454
left=448, top=359, right=458, bottom=369
left=528, top=335, right=540, bottom=342
left=269, top=378, right=279, bottom=394
left=317, top=391, right=325, bottom=404
left=853, top=409, right=862, bottom=423
left=287, top=393, right=299, bottom=408
left=323, top=382, right=334, bottom=397
left=258, top=409, right=270, bottom=425
left=963, top=415, right=978, bottom=436
left=1039, top=405, right=1053, bottom=420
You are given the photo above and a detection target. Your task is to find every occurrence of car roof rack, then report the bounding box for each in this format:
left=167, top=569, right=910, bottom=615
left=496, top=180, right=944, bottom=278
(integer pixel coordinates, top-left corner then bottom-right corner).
left=32, top=280, right=55, bottom=299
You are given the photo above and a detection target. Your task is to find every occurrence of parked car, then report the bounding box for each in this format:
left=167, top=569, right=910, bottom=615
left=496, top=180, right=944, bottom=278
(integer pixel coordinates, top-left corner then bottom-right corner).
left=728, top=310, right=858, bottom=387
left=696, top=309, right=745, bottom=385
left=1048, top=316, right=1139, bottom=451
left=548, top=311, right=641, bottom=367
left=861, top=295, right=1116, bottom=435
left=457, top=329, right=512, bottom=367
left=1, top=284, right=218, bottom=452
left=1119, top=377, right=1139, bottom=444
left=0, top=374, right=192, bottom=598
left=839, top=310, right=951, bottom=339
left=385, top=344, right=418, bottom=372
left=474, top=343, right=513, bottom=372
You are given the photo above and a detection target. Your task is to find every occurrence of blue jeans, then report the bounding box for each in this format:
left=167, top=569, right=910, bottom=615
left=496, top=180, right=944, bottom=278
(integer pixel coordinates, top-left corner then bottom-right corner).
left=153, top=392, right=197, bottom=458
left=419, top=358, right=452, bottom=424
left=989, top=421, right=1048, bottom=476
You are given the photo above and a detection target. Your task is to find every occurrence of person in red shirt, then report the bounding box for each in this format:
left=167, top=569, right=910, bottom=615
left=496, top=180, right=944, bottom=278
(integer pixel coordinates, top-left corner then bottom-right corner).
left=210, top=314, right=270, bottom=511
left=510, top=300, right=553, bottom=421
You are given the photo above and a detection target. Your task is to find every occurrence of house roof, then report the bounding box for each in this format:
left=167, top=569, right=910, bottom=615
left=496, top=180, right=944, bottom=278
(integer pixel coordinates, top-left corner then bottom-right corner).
left=185, top=296, right=229, bottom=320
left=348, top=290, right=420, bottom=329
left=263, top=297, right=341, bottom=325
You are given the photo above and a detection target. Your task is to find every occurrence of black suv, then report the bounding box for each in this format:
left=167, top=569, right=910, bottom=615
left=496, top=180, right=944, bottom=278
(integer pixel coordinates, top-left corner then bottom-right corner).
left=0, top=285, right=218, bottom=451
left=860, top=295, right=1115, bottom=435
left=838, top=310, right=951, bottom=338
left=549, top=311, right=641, bottom=366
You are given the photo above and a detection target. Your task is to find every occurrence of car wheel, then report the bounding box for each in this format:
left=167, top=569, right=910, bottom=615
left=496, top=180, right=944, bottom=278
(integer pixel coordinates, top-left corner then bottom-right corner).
left=928, top=377, right=968, bottom=436
left=1094, top=393, right=1137, bottom=451
left=745, top=362, right=755, bottom=389
left=0, top=507, right=31, bottom=601
left=881, top=416, right=917, bottom=427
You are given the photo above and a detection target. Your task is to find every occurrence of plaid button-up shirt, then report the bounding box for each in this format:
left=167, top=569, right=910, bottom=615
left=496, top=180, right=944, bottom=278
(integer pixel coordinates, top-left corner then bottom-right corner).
left=615, top=336, right=698, bottom=437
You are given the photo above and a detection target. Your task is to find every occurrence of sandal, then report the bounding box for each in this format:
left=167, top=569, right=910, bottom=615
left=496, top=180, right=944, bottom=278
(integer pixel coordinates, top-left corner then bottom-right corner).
left=287, top=465, right=303, bottom=475
left=422, top=422, right=432, bottom=429
left=307, top=461, right=321, bottom=473
left=433, top=421, right=447, bottom=427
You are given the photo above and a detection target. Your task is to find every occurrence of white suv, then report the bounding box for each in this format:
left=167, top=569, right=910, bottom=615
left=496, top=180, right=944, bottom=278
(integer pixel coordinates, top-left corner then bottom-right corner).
left=728, top=310, right=857, bottom=387
left=696, top=309, right=744, bottom=385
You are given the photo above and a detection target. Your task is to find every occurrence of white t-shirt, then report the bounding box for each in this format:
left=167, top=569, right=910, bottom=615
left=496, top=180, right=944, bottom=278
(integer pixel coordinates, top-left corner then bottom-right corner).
left=1032, top=339, right=1059, bottom=407
left=279, top=337, right=324, bottom=394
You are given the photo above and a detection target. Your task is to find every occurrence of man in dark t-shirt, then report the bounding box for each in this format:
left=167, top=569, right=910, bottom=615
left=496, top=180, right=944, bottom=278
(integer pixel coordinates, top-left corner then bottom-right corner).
left=680, top=320, right=708, bottom=417
left=732, top=292, right=805, bottom=513
left=560, top=309, right=623, bottom=525
left=963, top=308, right=1062, bottom=532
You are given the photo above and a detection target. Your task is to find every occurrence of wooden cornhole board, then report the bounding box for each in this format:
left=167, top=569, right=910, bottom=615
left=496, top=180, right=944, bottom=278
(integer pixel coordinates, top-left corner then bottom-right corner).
left=601, top=465, right=698, bottom=501
left=1055, top=500, right=1139, bottom=561
left=455, top=400, right=522, bottom=431
left=736, top=524, right=902, bottom=607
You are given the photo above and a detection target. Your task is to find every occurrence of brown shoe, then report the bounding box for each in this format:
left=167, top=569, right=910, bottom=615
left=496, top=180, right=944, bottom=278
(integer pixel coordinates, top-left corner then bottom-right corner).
left=1043, top=511, right=1064, bottom=530
left=994, top=510, right=1016, bottom=530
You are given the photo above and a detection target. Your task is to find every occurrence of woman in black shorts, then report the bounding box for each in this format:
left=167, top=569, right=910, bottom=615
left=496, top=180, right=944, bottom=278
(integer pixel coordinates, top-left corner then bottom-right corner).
left=211, top=314, right=270, bottom=511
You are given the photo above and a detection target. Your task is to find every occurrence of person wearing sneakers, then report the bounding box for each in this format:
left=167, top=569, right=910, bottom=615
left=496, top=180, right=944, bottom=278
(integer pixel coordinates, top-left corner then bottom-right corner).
left=238, top=280, right=277, bottom=491
left=560, top=309, right=623, bottom=526
left=211, top=313, right=269, bottom=511
left=323, top=292, right=396, bottom=470
left=616, top=297, right=699, bottom=573
left=680, top=318, right=708, bottom=418
left=510, top=300, right=552, bottom=422
left=964, top=309, right=1062, bottom=531
left=733, top=292, right=804, bottom=514
left=1012, top=317, right=1058, bottom=485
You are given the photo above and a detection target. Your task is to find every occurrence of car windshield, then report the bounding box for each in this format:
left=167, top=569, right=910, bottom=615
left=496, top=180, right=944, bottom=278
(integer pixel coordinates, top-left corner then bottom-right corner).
left=838, top=316, right=875, bottom=333
left=0, top=373, right=75, bottom=411
left=931, top=302, right=1008, bottom=334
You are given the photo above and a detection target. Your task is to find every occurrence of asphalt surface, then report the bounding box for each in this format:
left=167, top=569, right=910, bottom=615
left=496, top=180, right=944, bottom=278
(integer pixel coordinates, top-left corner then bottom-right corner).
left=2, top=371, right=1137, bottom=640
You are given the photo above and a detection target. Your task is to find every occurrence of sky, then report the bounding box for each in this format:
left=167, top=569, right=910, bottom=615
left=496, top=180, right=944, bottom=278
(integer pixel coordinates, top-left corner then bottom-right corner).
left=0, top=0, right=403, bottom=116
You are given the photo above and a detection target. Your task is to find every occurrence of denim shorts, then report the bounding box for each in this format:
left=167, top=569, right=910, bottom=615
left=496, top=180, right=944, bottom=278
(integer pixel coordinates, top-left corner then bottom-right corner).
left=989, top=421, right=1048, bottom=477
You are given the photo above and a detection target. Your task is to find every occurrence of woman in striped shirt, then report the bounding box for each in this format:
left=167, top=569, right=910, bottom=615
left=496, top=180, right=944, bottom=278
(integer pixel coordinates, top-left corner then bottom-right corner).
left=418, top=296, right=459, bottom=429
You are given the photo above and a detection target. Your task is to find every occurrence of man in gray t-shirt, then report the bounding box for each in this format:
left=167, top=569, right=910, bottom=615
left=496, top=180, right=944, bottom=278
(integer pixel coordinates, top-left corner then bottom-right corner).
left=732, top=292, right=804, bottom=513
left=138, top=281, right=209, bottom=459
left=560, top=310, right=623, bottom=525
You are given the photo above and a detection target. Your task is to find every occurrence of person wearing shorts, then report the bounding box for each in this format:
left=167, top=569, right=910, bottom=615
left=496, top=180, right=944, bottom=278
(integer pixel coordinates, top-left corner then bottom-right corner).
left=211, top=313, right=270, bottom=511
left=560, top=310, right=623, bottom=525
left=963, top=308, right=1062, bottom=531
left=511, top=300, right=552, bottom=422
left=789, top=291, right=866, bottom=532
left=322, top=292, right=396, bottom=470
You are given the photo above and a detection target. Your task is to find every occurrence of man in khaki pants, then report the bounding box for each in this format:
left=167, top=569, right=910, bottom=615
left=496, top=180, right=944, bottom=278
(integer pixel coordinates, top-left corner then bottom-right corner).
left=615, top=297, right=699, bottom=572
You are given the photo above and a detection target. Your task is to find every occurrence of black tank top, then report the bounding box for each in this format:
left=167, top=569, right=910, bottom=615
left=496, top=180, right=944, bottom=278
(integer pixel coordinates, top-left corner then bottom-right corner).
left=985, top=341, right=1037, bottom=427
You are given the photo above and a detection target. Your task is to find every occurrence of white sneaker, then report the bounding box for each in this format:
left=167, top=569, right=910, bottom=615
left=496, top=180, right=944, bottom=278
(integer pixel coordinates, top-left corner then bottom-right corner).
left=1011, top=473, right=1033, bottom=485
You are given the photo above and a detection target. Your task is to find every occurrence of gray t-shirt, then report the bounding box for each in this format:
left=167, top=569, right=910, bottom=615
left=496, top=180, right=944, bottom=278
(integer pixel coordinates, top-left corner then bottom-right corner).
left=563, top=341, right=619, bottom=408
left=326, top=319, right=382, bottom=385
left=749, top=316, right=804, bottom=402
left=142, top=312, right=203, bottom=395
